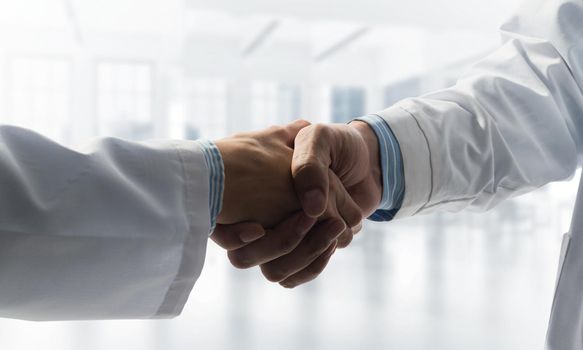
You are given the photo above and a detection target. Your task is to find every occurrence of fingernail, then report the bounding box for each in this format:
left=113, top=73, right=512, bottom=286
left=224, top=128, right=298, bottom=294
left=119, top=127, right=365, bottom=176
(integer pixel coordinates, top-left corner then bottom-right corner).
left=296, top=214, right=316, bottom=234
left=240, top=228, right=265, bottom=243
left=302, top=189, right=325, bottom=216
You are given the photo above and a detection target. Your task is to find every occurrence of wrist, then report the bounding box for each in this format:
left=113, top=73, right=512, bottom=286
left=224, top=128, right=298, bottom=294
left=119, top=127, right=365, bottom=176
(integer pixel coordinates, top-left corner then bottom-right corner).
left=349, top=121, right=383, bottom=208
left=213, top=138, right=240, bottom=224
left=194, top=139, right=225, bottom=232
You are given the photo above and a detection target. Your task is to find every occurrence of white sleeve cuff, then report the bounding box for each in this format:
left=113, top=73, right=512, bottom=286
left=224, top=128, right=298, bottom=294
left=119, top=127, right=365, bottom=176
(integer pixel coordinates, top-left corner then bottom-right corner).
left=194, top=140, right=225, bottom=233
left=376, top=102, right=433, bottom=219
left=153, top=140, right=213, bottom=318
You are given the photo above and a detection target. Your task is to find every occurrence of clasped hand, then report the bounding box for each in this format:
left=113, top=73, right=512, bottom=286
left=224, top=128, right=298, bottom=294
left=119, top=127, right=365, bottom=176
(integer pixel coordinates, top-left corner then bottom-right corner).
left=211, top=120, right=382, bottom=288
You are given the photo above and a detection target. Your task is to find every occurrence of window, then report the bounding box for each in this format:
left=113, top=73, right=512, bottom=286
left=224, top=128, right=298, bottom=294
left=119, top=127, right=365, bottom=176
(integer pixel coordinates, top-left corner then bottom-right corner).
left=331, top=86, right=365, bottom=123
left=187, top=79, right=228, bottom=140
left=251, top=81, right=300, bottom=129
left=384, top=77, right=422, bottom=106
left=278, top=84, right=301, bottom=124
left=96, top=61, right=153, bottom=139
left=9, top=57, right=71, bottom=142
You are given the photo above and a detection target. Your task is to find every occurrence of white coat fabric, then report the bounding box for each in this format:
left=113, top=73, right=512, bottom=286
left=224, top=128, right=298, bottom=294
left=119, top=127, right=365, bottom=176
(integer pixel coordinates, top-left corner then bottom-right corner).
left=0, top=127, right=212, bottom=320
left=377, top=0, right=583, bottom=348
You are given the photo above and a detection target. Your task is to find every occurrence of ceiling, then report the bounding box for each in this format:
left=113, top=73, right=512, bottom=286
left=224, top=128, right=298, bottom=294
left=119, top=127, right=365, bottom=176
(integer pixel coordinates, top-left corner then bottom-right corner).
left=187, top=0, right=524, bottom=30
left=0, top=0, right=518, bottom=60
left=0, top=0, right=525, bottom=33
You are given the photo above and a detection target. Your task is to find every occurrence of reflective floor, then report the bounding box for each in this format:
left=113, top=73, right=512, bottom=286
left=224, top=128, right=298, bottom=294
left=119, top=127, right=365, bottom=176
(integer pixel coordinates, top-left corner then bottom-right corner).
left=0, top=176, right=577, bottom=350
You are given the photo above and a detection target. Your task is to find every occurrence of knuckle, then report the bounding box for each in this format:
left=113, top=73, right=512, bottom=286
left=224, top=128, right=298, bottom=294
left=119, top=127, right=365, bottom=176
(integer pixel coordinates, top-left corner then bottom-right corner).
left=266, top=125, right=288, bottom=138
left=345, top=211, right=363, bottom=229
left=296, top=123, right=330, bottom=144
left=266, top=124, right=281, bottom=132
left=277, top=234, right=301, bottom=254
left=331, top=185, right=363, bottom=229
left=311, top=123, right=330, bottom=137
left=298, top=123, right=316, bottom=134
left=306, top=235, right=334, bottom=258
left=294, top=119, right=311, bottom=127
left=326, top=221, right=346, bottom=239
left=337, top=233, right=353, bottom=248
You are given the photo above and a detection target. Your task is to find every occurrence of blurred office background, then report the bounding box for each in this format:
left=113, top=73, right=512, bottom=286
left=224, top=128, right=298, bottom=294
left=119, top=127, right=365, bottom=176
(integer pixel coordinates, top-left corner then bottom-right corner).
left=0, top=0, right=577, bottom=349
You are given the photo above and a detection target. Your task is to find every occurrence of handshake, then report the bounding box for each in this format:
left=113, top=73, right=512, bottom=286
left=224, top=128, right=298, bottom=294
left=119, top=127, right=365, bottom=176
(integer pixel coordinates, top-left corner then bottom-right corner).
left=211, top=120, right=382, bottom=288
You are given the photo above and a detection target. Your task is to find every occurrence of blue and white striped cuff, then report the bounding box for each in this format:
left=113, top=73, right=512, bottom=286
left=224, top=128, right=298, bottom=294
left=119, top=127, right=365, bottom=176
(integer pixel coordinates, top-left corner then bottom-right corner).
left=354, top=115, right=405, bottom=216
left=195, top=140, right=225, bottom=233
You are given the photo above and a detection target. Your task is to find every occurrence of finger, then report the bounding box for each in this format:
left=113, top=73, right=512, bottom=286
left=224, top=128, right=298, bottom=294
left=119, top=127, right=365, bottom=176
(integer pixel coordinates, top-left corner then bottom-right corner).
left=292, top=125, right=333, bottom=217
left=227, top=212, right=316, bottom=269
left=279, top=241, right=338, bottom=288
left=328, top=169, right=363, bottom=229
left=320, top=171, right=361, bottom=249
left=281, top=119, right=311, bottom=146
left=336, top=228, right=354, bottom=248
left=352, top=222, right=363, bottom=235
left=211, top=222, right=266, bottom=251
left=260, top=218, right=346, bottom=282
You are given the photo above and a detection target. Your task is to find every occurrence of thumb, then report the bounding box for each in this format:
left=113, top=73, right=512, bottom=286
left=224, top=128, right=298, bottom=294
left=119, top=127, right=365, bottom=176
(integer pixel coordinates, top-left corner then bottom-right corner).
left=291, top=125, right=333, bottom=217
left=281, top=119, right=311, bottom=147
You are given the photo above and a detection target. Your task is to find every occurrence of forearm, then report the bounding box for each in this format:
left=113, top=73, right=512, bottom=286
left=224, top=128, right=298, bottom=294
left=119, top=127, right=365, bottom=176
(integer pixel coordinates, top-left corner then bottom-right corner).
left=0, top=126, right=211, bottom=320
left=377, top=18, right=583, bottom=217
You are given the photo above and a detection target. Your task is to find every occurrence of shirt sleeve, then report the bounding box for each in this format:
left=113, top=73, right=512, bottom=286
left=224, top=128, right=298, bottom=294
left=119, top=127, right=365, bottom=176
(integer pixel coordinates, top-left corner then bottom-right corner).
left=353, top=115, right=405, bottom=221
left=194, top=140, right=225, bottom=233
left=373, top=0, right=583, bottom=219
left=0, top=126, right=219, bottom=320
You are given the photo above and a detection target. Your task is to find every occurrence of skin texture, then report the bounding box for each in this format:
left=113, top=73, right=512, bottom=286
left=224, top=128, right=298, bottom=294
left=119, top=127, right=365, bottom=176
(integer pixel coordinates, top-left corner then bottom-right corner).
left=214, top=124, right=302, bottom=228
left=212, top=121, right=382, bottom=288
left=215, top=120, right=364, bottom=229
left=292, top=121, right=382, bottom=225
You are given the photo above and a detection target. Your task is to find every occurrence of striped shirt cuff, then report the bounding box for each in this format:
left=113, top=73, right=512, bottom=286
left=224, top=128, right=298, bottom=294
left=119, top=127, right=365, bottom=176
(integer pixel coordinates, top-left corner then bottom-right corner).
left=195, top=140, right=225, bottom=233
left=354, top=115, right=405, bottom=221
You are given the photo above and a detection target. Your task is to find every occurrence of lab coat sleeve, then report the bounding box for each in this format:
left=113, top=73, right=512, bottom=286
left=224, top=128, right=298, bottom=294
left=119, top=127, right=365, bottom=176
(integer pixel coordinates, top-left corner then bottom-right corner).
left=0, top=126, right=216, bottom=321
left=377, top=0, right=583, bottom=218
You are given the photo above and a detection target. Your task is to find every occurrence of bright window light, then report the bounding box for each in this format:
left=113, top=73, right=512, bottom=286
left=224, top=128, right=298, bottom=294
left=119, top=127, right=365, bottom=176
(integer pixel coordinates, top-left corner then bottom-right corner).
left=9, top=56, right=71, bottom=142
left=96, top=60, right=153, bottom=139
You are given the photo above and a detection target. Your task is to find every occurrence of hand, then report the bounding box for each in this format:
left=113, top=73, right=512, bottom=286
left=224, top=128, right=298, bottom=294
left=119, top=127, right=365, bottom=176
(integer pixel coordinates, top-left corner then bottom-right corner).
left=214, top=121, right=305, bottom=228
left=213, top=212, right=352, bottom=287
left=212, top=121, right=382, bottom=287
left=213, top=166, right=364, bottom=283
left=213, top=119, right=363, bottom=239
left=292, top=121, right=382, bottom=222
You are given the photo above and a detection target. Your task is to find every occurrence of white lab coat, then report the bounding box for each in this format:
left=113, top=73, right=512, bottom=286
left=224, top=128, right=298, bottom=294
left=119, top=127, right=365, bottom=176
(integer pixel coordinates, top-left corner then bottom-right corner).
left=0, top=2, right=580, bottom=341
left=0, top=127, right=212, bottom=320
left=378, top=0, right=583, bottom=348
